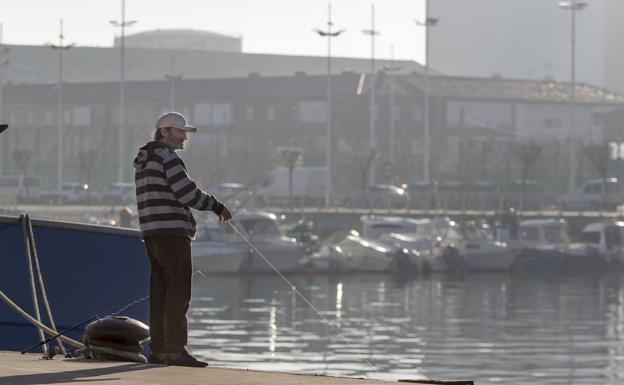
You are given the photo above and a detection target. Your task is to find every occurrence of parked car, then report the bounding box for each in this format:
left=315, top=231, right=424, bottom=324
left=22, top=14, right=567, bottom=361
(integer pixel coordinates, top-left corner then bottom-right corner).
left=558, top=178, right=622, bottom=210
left=38, top=182, right=91, bottom=204
left=341, top=184, right=409, bottom=208
left=95, top=182, right=136, bottom=205
left=0, top=175, right=42, bottom=204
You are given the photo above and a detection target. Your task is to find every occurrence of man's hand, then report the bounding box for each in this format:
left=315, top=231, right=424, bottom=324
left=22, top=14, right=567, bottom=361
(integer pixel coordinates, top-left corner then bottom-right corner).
left=218, top=206, right=232, bottom=222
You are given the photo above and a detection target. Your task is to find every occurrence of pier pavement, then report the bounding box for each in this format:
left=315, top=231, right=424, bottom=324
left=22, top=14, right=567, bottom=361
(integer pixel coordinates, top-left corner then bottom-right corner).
left=0, top=352, right=472, bottom=385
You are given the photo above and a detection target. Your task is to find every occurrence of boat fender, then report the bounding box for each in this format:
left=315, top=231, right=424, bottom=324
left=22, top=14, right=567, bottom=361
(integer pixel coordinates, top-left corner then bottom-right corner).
left=84, top=316, right=150, bottom=345
left=82, top=316, right=149, bottom=363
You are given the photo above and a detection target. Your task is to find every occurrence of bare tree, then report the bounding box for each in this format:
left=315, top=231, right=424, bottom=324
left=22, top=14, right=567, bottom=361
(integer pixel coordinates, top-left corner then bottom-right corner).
left=513, top=141, right=542, bottom=210
left=274, top=146, right=303, bottom=210
left=12, top=148, right=34, bottom=198
left=12, top=148, right=34, bottom=176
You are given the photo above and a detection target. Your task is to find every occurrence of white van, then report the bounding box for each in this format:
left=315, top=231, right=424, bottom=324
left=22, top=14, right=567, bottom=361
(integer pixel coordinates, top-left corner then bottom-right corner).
left=559, top=178, right=622, bottom=210
left=255, top=166, right=328, bottom=206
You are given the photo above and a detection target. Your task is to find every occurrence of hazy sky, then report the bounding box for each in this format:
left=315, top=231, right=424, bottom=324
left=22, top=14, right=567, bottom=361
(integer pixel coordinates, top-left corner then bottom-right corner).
left=0, top=0, right=427, bottom=63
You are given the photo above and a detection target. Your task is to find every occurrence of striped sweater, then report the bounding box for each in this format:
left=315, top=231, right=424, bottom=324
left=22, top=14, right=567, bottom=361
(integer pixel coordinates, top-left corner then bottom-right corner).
left=133, top=140, right=224, bottom=238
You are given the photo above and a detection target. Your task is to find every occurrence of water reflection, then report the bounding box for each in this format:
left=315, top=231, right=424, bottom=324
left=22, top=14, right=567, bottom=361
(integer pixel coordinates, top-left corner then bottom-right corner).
left=189, top=271, right=624, bottom=384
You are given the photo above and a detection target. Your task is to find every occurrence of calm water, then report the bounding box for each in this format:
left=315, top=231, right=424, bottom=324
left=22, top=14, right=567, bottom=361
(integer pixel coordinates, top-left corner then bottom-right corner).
left=188, top=271, right=624, bottom=385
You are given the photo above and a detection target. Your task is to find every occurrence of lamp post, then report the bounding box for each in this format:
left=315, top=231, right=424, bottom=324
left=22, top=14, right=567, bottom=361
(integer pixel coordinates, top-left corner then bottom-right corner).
left=164, top=55, right=183, bottom=111
left=415, top=0, right=438, bottom=182
left=558, top=0, right=586, bottom=193
left=363, top=3, right=380, bottom=186
left=383, top=47, right=401, bottom=168
left=0, top=24, right=10, bottom=173
left=111, top=0, right=137, bottom=183
left=314, top=3, right=345, bottom=207
left=49, top=20, right=74, bottom=193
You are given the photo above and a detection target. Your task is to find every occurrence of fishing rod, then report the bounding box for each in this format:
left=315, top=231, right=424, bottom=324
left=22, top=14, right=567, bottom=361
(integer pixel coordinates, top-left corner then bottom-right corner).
left=21, top=294, right=149, bottom=355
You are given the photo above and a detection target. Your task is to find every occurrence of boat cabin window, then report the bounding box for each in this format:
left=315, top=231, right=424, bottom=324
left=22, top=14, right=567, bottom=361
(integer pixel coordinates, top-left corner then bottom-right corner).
left=543, top=225, right=564, bottom=244
left=581, top=231, right=601, bottom=244
left=520, top=227, right=539, bottom=241
left=239, top=218, right=281, bottom=236
left=463, top=225, right=492, bottom=240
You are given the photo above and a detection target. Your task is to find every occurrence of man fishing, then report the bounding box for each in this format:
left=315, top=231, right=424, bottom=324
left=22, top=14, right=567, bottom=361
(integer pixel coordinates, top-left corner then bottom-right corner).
left=133, top=112, right=232, bottom=367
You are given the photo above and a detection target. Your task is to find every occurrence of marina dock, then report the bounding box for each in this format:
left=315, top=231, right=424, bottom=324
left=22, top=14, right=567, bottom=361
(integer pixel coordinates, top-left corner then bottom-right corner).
left=0, top=352, right=473, bottom=385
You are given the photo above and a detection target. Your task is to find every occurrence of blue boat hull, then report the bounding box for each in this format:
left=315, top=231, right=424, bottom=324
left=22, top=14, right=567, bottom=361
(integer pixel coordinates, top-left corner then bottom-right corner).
left=0, top=215, right=149, bottom=351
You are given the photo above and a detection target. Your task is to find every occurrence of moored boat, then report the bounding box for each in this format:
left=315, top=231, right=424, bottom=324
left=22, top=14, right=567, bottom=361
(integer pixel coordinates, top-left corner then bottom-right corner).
left=192, top=220, right=250, bottom=274
left=222, top=211, right=307, bottom=273
left=575, top=221, right=624, bottom=267
left=425, top=218, right=517, bottom=271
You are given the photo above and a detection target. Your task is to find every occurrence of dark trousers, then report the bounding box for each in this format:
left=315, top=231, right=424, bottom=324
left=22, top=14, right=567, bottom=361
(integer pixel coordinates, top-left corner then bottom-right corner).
left=144, top=236, right=192, bottom=354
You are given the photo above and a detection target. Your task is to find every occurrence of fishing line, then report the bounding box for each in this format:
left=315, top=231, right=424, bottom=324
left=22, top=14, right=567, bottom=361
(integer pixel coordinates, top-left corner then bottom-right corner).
left=225, top=221, right=376, bottom=371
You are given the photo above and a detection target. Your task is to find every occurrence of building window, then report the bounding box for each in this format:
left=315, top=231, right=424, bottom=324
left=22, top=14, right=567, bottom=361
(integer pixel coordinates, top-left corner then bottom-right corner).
left=194, top=103, right=232, bottom=125
left=266, top=105, right=276, bottom=121
left=412, top=105, right=423, bottom=122
left=246, top=106, right=254, bottom=122
left=212, top=103, right=232, bottom=125
left=194, top=103, right=212, bottom=125
left=544, top=118, right=562, bottom=128
left=298, top=101, right=326, bottom=123
left=392, top=106, right=401, bottom=121
left=45, top=111, right=53, bottom=126
left=73, top=106, right=91, bottom=126
left=290, top=105, right=299, bottom=121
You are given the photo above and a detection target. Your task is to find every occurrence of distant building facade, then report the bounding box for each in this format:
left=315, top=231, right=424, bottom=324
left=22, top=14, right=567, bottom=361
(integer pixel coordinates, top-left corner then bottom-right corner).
left=1, top=73, right=623, bottom=193
left=0, top=43, right=423, bottom=85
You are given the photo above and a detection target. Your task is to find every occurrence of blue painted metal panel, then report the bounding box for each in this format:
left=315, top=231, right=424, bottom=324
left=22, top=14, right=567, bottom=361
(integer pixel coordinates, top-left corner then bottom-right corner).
left=0, top=216, right=149, bottom=351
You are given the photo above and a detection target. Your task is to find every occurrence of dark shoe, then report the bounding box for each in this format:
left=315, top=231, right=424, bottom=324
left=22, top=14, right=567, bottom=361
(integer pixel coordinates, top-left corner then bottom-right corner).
left=165, top=352, right=208, bottom=368
left=147, top=354, right=166, bottom=364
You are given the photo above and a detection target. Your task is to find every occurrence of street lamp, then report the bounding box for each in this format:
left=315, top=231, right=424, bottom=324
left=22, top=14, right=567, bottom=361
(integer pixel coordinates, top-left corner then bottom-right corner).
left=558, top=0, right=586, bottom=193
left=415, top=0, right=438, bottom=182
left=362, top=3, right=380, bottom=186
left=164, top=55, right=183, bottom=111
left=314, top=3, right=345, bottom=207
left=383, top=47, right=401, bottom=169
left=111, top=0, right=137, bottom=183
left=48, top=20, right=75, bottom=193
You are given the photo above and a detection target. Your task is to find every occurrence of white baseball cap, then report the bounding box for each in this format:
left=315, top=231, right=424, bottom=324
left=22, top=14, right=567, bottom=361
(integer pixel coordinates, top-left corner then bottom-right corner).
left=155, top=112, right=198, bottom=133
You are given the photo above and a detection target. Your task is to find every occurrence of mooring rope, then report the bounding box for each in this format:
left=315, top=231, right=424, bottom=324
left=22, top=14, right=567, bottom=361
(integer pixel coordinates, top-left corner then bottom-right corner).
left=225, top=221, right=376, bottom=371
left=20, top=214, right=47, bottom=355
left=25, top=214, right=67, bottom=355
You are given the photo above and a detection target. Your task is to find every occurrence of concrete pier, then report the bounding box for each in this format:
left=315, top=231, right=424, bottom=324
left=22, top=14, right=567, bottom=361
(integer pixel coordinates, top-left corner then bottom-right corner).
left=0, top=352, right=472, bottom=385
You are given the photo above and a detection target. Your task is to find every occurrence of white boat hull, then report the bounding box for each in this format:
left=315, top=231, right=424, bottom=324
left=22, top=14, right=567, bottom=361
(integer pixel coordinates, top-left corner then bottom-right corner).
left=192, top=242, right=249, bottom=273
left=461, top=245, right=517, bottom=271
left=244, top=244, right=306, bottom=273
